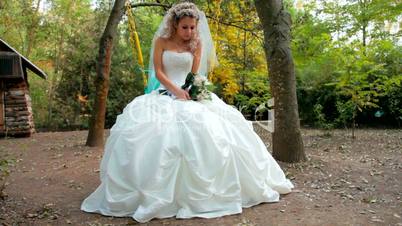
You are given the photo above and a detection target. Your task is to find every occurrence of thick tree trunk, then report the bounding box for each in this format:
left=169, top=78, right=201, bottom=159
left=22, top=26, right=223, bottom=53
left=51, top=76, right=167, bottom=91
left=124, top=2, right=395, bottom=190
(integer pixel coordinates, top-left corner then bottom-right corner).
left=86, top=0, right=125, bottom=147
left=254, top=0, right=306, bottom=162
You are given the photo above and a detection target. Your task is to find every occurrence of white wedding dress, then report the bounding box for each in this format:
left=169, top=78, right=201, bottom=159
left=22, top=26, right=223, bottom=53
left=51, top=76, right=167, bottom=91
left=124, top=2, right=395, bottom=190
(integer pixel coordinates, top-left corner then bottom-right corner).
left=81, top=50, right=294, bottom=223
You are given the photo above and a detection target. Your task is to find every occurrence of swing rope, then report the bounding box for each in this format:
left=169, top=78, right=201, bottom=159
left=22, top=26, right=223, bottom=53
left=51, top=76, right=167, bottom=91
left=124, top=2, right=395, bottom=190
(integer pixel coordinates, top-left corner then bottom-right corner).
left=125, top=1, right=147, bottom=88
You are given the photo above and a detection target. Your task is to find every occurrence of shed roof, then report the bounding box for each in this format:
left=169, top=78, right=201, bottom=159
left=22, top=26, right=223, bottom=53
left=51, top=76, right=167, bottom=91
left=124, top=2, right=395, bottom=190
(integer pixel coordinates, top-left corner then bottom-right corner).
left=0, top=38, right=47, bottom=79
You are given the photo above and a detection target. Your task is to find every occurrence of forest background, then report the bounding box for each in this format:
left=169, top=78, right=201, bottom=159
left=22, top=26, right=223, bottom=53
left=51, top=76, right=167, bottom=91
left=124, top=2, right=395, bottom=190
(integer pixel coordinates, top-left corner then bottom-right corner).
left=0, top=0, right=400, bottom=131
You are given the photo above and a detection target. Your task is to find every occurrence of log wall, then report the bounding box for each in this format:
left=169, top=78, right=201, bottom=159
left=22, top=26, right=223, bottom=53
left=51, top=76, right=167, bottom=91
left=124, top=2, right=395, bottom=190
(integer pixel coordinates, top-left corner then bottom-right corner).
left=0, top=80, right=35, bottom=136
left=0, top=88, right=4, bottom=131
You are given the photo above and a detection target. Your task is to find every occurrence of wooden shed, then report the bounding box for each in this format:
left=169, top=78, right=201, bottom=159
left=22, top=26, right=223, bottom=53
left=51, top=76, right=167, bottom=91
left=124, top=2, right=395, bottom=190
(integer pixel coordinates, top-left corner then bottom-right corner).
left=0, top=38, right=47, bottom=137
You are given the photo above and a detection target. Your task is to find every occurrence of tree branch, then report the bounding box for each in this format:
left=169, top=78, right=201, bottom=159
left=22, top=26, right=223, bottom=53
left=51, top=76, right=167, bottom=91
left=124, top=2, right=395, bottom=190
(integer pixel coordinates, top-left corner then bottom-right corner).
left=207, top=16, right=263, bottom=41
left=129, top=2, right=171, bottom=9
left=124, top=2, right=263, bottom=42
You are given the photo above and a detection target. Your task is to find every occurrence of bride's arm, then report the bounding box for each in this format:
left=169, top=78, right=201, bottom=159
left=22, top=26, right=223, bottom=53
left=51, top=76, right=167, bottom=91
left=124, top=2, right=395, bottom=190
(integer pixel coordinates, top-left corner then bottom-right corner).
left=153, top=38, right=179, bottom=92
left=191, top=40, right=202, bottom=73
left=154, top=38, right=190, bottom=100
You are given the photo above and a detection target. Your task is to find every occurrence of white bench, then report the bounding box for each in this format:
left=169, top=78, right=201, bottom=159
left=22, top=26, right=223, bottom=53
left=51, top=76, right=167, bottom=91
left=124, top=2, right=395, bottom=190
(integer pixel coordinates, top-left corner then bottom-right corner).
left=253, top=98, right=274, bottom=133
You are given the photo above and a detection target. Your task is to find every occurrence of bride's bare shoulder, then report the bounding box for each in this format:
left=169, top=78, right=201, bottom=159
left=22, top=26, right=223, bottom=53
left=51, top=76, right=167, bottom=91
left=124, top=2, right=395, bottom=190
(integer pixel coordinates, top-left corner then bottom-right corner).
left=155, top=37, right=169, bottom=47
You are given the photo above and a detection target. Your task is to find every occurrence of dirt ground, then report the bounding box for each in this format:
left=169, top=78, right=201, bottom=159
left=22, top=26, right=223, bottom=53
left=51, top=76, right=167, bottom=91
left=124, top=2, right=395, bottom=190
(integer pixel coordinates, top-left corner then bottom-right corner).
left=0, top=127, right=401, bottom=226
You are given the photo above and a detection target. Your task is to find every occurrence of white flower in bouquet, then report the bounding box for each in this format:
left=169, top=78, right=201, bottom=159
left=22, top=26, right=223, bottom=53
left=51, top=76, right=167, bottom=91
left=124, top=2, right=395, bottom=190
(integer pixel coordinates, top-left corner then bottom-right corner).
left=193, top=74, right=206, bottom=86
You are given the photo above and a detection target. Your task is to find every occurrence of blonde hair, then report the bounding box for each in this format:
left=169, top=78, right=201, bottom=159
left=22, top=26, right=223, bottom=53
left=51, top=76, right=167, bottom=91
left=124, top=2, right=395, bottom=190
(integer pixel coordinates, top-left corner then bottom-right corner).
left=160, top=2, right=200, bottom=53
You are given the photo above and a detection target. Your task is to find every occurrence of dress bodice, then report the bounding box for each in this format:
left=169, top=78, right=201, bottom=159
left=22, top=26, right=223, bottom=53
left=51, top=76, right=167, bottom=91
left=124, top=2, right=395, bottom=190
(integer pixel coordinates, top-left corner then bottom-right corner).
left=158, top=50, right=193, bottom=89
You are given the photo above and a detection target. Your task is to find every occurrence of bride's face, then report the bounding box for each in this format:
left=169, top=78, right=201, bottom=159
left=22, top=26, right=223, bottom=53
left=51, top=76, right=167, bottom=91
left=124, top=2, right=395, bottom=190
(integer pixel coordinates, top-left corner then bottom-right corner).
left=175, top=16, right=197, bottom=41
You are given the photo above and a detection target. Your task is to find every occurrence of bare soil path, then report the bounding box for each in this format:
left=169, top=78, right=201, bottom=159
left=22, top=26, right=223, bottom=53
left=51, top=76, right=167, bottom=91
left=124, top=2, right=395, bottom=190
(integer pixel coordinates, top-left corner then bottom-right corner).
left=0, top=128, right=401, bottom=225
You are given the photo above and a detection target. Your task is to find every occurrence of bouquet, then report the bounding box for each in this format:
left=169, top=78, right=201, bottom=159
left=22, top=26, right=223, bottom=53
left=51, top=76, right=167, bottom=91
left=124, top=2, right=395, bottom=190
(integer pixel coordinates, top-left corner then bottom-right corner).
left=181, top=72, right=214, bottom=101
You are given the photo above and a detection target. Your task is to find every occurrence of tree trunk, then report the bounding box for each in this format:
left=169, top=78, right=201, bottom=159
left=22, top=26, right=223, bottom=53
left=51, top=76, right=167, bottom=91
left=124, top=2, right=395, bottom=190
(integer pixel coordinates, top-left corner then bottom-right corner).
left=254, top=0, right=306, bottom=162
left=86, top=0, right=125, bottom=147
left=359, top=0, right=368, bottom=47
left=25, top=0, right=42, bottom=58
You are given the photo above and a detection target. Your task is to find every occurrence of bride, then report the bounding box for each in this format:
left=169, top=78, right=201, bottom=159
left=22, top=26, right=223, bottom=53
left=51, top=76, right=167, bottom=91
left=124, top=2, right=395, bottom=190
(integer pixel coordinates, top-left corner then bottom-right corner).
left=81, top=2, right=294, bottom=223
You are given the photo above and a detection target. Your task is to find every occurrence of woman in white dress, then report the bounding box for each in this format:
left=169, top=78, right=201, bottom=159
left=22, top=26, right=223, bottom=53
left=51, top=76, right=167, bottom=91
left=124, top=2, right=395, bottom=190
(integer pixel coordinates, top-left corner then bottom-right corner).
left=81, top=2, right=293, bottom=223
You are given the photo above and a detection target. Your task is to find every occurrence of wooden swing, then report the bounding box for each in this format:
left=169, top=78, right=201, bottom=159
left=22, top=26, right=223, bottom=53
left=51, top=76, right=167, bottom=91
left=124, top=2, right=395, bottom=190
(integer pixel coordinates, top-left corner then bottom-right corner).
left=125, top=1, right=274, bottom=132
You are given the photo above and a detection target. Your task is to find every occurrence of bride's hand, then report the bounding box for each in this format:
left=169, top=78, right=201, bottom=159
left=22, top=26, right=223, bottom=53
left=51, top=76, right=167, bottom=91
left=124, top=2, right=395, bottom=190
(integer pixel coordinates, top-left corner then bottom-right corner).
left=173, top=88, right=190, bottom=100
